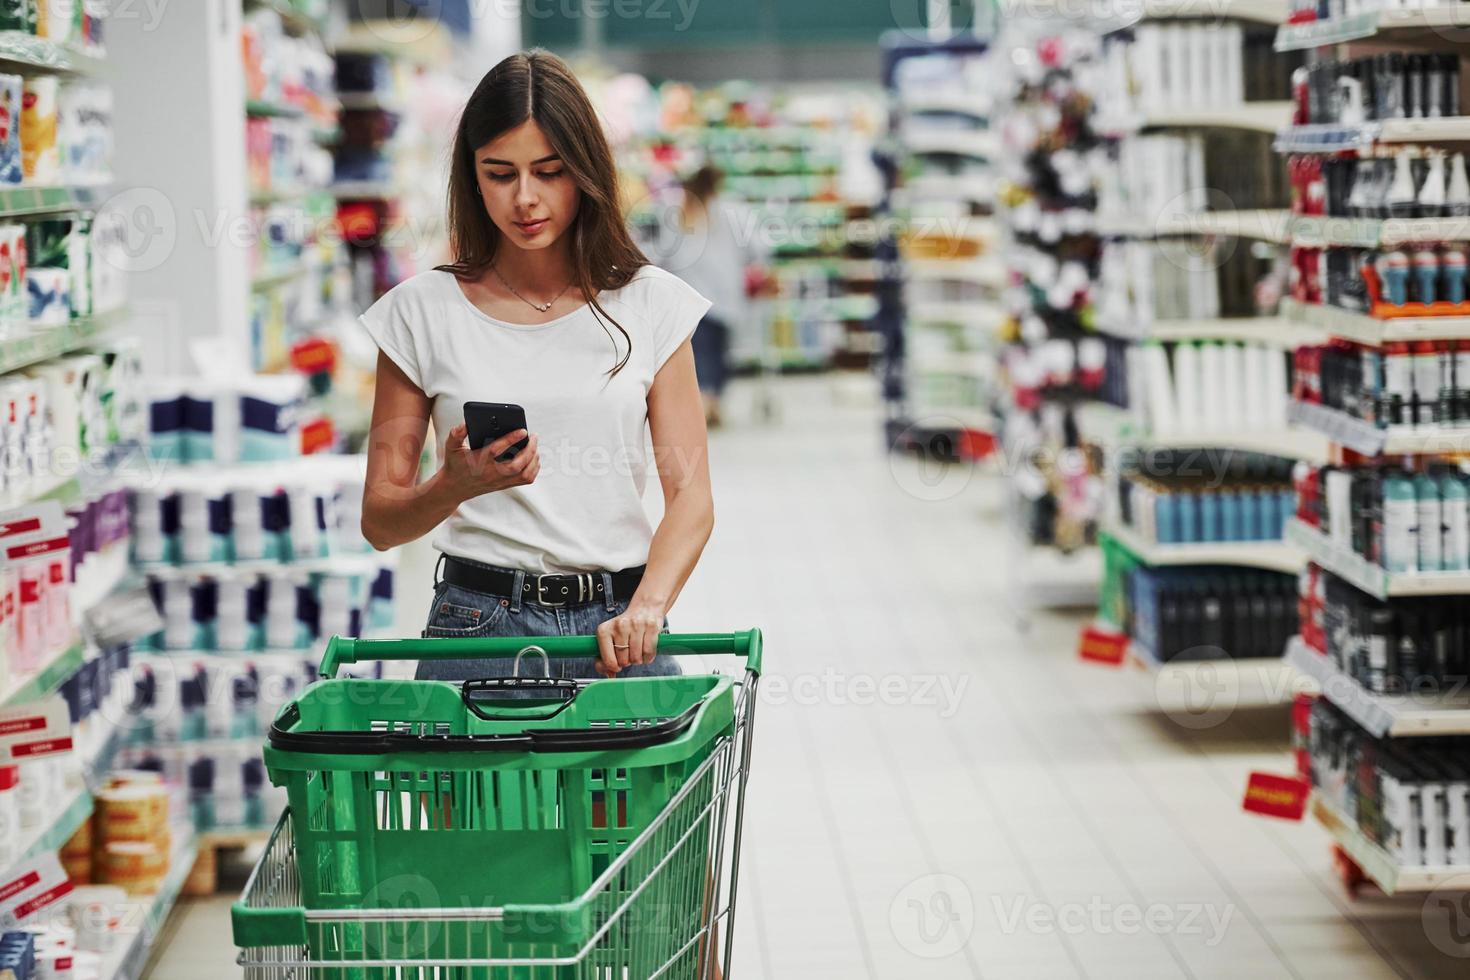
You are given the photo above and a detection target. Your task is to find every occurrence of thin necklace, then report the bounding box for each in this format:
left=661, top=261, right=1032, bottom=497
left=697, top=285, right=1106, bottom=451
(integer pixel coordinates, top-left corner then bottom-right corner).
left=491, top=263, right=571, bottom=314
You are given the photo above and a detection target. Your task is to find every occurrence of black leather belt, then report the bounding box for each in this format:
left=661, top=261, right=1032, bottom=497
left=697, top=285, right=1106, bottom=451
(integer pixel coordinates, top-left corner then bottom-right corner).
left=441, top=555, right=645, bottom=607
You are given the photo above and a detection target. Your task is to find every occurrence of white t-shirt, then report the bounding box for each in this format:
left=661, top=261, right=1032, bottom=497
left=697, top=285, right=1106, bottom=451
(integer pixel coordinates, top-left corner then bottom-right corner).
left=359, top=265, right=711, bottom=573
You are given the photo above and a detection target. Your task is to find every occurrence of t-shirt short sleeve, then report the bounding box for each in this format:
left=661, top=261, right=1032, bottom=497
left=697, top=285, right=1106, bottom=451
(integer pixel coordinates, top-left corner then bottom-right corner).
left=645, top=269, right=712, bottom=373
left=359, top=282, right=427, bottom=391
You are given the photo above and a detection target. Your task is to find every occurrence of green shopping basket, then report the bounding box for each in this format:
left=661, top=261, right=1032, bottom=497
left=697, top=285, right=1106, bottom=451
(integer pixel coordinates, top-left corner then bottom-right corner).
left=232, top=630, right=762, bottom=980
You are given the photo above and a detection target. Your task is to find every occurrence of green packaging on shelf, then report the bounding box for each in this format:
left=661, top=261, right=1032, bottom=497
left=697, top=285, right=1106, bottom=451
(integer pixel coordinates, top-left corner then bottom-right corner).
left=0, top=224, right=24, bottom=329
left=0, top=0, right=33, bottom=33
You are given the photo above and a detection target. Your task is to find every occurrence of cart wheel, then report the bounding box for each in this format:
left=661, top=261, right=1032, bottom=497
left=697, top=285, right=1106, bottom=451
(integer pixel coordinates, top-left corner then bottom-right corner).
left=1331, top=844, right=1366, bottom=897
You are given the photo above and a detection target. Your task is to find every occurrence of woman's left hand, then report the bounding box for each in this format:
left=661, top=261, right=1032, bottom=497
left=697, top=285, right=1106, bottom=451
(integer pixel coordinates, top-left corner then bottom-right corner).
left=595, top=599, right=668, bottom=676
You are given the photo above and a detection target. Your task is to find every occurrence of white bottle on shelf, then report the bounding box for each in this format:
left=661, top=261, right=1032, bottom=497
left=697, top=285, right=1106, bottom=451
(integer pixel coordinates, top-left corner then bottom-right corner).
left=1174, top=342, right=1202, bottom=430
left=1221, top=342, right=1246, bottom=430
left=1198, top=342, right=1225, bottom=429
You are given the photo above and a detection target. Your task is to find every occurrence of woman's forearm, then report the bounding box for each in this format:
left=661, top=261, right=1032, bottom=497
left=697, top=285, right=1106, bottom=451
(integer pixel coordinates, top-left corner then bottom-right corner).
left=635, top=487, right=714, bottom=612
left=361, top=468, right=464, bottom=551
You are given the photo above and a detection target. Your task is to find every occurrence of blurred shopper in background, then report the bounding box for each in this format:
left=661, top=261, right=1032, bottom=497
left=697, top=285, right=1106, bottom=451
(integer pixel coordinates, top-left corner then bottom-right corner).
left=662, top=164, right=767, bottom=427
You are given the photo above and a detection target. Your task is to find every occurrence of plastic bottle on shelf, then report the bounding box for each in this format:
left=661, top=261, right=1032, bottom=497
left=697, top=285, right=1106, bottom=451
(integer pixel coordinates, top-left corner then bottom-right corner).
left=1442, top=250, right=1469, bottom=307
left=1384, top=341, right=1415, bottom=425
left=1383, top=470, right=1418, bottom=573
left=1387, top=151, right=1419, bottom=219
left=1416, top=470, right=1444, bottom=572
left=1413, top=341, right=1442, bottom=425
left=1417, top=152, right=1447, bottom=218
left=1448, top=153, right=1470, bottom=217
left=1439, top=470, right=1469, bottom=571
left=1413, top=249, right=1441, bottom=304
left=1174, top=342, right=1201, bottom=430
left=1381, top=251, right=1411, bottom=306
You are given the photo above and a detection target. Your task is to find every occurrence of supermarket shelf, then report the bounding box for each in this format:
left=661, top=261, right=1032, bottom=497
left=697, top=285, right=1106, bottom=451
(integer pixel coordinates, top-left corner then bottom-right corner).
left=1286, top=399, right=1386, bottom=455
left=1289, top=399, right=1470, bottom=456
left=1289, top=213, right=1470, bottom=249
left=1276, top=117, right=1470, bottom=153
left=0, top=30, right=103, bottom=75
left=1280, top=297, right=1470, bottom=344
left=98, top=833, right=200, bottom=980
left=1097, top=101, right=1292, bottom=137
left=1311, top=796, right=1467, bottom=895
left=1286, top=516, right=1470, bottom=597
left=1285, top=636, right=1470, bottom=737
left=13, top=784, right=91, bottom=867
left=2, top=638, right=83, bottom=707
left=901, top=128, right=998, bottom=159
left=338, top=92, right=404, bottom=113
left=1076, top=401, right=1332, bottom=462
left=905, top=257, right=1007, bottom=288
left=0, top=183, right=111, bottom=220
left=244, top=99, right=303, bottom=119
left=908, top=301, right=1005, bottom=327
left=0, top=307, right=128, bottom=377
left=898, top=92, right=990, bottom=117
left=898, top=173, right=994, bottom=202
left=1093, top=313, right=1323, bottom=349
left=1099, top=0, right=1287, bottom=32
left=909, top=351, right=992, bottom=379
left=249, top=261, right=310, bottom=291
left=1276, top=7, right=1470, bottom=51
left=1097, top=208, right=1290, bottom=243
left=1105, top=522, right=1302, bottom=573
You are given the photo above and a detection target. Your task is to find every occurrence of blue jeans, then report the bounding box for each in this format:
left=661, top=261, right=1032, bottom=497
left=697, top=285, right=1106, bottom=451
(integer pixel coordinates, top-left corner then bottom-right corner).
left=417, top=557, right=680, bottom=683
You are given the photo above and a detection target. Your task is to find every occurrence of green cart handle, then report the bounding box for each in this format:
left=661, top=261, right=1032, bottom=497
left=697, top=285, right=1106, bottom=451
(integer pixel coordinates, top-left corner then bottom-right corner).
left=318, top=629, right=763, bottom=680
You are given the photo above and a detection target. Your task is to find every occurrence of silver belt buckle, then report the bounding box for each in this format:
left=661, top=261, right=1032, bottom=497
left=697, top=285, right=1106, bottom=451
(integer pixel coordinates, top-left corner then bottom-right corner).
left=535, top=574, right=567, bottom=607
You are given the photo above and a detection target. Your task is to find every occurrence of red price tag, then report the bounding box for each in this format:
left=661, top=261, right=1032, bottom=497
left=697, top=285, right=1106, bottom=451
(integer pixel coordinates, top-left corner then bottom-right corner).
left=300, top=417, right=336, bottom=456
left=957, top=429, right=995, bottom=461
left=1078, top=624, right=1128, bottom=667
left=290, top=337, right=337, bottom=375
left=1242, top=772, right=1311, bottom=821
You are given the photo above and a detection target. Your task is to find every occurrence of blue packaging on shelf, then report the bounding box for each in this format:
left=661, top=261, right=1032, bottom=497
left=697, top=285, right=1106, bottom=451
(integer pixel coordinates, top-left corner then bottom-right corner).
left=1177, top=492, right=1199, bottom=544
left=1200, top=492, right=1222, bottom=542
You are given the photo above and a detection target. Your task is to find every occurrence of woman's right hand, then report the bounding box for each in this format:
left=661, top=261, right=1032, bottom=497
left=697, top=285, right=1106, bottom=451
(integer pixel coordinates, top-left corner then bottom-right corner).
left=439, top=423, right=540, bottom=503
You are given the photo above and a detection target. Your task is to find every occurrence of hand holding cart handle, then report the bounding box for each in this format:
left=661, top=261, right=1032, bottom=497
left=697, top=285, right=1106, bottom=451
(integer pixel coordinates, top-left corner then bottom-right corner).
left=318, top=629, right=764, bottom=679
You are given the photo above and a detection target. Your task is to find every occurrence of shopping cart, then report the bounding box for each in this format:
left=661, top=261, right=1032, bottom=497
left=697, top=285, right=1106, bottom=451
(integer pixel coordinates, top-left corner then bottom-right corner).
left=231, top=630, right=762, bottom=979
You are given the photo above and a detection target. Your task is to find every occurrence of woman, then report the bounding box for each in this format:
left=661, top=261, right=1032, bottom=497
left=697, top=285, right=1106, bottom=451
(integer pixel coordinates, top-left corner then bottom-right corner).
left=657, top=164, right=763, bottom=427
left=358, top=50, right=714, bottom=682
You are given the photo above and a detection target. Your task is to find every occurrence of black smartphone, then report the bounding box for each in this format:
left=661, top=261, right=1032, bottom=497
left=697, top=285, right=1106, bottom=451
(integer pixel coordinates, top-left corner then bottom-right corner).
left=464, top=401, right=530, bottom=462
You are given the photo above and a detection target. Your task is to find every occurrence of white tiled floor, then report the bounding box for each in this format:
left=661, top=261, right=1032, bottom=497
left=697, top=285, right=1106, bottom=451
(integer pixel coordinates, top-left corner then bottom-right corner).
left=147, top=375, right=1469, bottom=978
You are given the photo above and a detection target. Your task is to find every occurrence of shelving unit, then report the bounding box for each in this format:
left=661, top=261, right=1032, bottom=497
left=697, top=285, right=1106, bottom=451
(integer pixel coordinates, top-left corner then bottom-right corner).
left=1105, top=522, right=1303, bottom=574
left=1077, top=402, right=1332, bottom=465
left=1275, top=7, right=1470, bottom=51
left=1276, top=116, right=1470, bottom=152
left=1092, top=313, right=1324, bottom=348
left=1289, top=213, right=1470, bottom=249
left=1280, top=297, right=1470, bottom=344
left=1096, top=101, right=1293, bottom=137
left=1285, top=518, right=1470, bottom=599
left=1285, top=637, right=1470, bottom=737
left=1310, top=796, right=1467, bottom=896
left=1097, top=208, right=1292, bottom=243
left=1286, top=400, right=1470, bottom=457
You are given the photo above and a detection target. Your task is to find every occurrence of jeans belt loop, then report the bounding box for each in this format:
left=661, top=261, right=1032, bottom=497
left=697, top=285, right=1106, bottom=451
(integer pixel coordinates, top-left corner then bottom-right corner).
left=509, top=569, right=525, bottom=613
left=432, top=552, right=447, bottom=591
left=601, top=571, right=617, bottom=612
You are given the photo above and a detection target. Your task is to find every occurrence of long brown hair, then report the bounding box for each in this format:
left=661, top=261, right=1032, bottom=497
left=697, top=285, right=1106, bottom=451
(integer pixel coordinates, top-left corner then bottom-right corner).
left=437, top=50, right=646, bottom=376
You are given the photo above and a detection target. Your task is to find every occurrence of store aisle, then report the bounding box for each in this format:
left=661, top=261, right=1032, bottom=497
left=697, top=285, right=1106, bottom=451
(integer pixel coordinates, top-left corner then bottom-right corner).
left=149, top=376, right=1465, bottom=979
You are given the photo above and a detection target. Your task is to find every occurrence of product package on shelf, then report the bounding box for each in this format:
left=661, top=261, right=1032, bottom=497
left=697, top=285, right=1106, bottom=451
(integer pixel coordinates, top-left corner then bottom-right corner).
left=143, top=374, right=307, bottom=464
left=1128, top=565, right=1299, bottom=664
left=1115, top=449, right=1296, bottom=545
left=1309, top=698, right=1470, bottom=870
